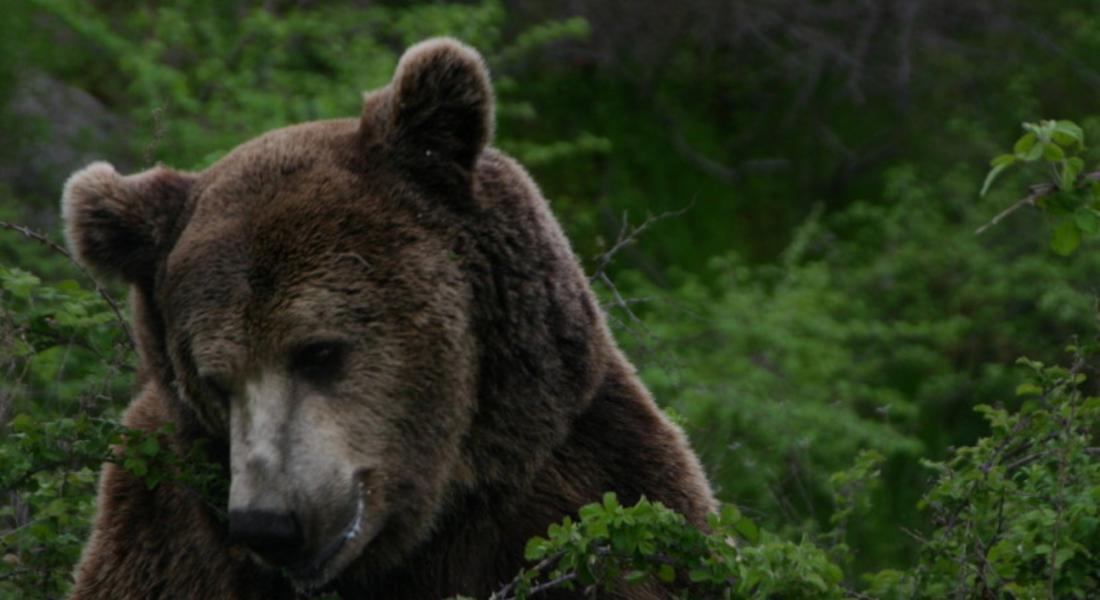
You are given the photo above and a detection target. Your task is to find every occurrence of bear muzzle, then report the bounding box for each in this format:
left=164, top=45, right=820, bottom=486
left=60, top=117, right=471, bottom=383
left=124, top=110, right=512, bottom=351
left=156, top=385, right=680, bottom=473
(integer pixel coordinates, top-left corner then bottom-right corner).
left=227, top=467, right=382, bottom=590
left=227, top=509, right=305, bottom=568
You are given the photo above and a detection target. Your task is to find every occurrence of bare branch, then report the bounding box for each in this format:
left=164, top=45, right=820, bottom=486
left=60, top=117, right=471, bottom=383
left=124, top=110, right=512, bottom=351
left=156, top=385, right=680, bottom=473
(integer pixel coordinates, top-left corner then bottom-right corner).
left=521, top=572, right=579, bottom=598
left=588, top=208, right=690, bottom=283
left=975, top=170, right=1100, bottom=235
left=489, top=551, right=565, bottom=600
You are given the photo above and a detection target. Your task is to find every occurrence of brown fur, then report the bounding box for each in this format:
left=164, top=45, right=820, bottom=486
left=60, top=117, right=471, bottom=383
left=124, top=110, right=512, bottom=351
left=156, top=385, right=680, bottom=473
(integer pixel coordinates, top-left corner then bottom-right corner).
left=63, top=38, right=715, bottom=599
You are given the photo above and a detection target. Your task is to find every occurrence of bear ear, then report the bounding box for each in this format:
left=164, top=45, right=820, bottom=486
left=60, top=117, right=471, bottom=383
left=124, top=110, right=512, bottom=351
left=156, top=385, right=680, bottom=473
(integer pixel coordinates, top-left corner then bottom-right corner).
left=61, top=161, right=194, bottom=285
left=368, top=37, right=494, bottom=189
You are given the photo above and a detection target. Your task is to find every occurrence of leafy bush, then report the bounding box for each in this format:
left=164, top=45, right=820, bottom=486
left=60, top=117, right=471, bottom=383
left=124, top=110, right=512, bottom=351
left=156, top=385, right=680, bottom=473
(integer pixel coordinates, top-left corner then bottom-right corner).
left=0, top=258, right=132, bottom=596
left=866, top=352, right=1100, bottom=598
left=482, top=342, right=1098, bottom=598
left=599, top=150, right=1100, bottom=570
left=502, top=494, right=842, bottom=600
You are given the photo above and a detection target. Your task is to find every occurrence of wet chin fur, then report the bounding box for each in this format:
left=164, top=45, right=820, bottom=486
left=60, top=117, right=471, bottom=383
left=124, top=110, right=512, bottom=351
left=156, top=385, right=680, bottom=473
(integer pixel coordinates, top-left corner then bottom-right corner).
left=286, top=498, right=382, bottom=592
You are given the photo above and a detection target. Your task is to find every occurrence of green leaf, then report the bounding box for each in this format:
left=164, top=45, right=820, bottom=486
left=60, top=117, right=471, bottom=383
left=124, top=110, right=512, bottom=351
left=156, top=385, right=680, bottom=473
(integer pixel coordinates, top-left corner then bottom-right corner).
left=138, top=437, right=160, bottom=457
left=688, top=569, right=710, bottom=583
left=524, top=537, right=548, bottom=560
left=720, top=503, right=742, bottom=525
left=578, top=502, right=603, bottom=521
left=657, top=563, right=676, bottom=583
left=10, top=414, right=35, bottom=434
left=1015, top=382, right=1043, bottom=396
left=123, top=456, right=147, bottom=477
left=602, top=492, right=620, bottom=510
left=805, top=573, right=827, bottom=591
left=1, top=269, right=41, bottom=299
left=1050, top=219, right=1081, bottom=255
left=1053, top=120, right=1085, bottom=148
left=1074, top=207, right=1100, bottom=234
left=1042, top=143, right=1065, bottom=162
left=981, top=162, right=1013, bottom=197
left=1066, top=156, right=1085, bottom=182
left=987, top=539, right=1018, bottom=578
left=734, top=518, right=760, bottom=544
left=1014, top=132, right=1037, bottom=157
left=1054, top=547, right=1075, bottom=568
left=1062, top=156, right=1085, bottom=190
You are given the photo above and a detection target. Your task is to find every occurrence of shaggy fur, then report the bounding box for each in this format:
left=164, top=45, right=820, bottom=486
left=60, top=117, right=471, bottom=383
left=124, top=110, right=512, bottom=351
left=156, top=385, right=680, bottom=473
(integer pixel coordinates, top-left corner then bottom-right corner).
left=63, top=38, right=716, bottom=599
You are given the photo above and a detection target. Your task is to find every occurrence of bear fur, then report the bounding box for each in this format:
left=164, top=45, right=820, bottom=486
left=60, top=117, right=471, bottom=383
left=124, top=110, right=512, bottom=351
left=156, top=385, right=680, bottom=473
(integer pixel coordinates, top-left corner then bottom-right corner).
left=62, top=38, right=715, bottom=599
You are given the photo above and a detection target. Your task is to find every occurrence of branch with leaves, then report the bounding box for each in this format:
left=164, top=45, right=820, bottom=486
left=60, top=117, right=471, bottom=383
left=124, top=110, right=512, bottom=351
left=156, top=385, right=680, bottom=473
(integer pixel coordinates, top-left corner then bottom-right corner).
left=977, top=119, right=1100, bottom=255
left=473, top=494, right=844, bottom=600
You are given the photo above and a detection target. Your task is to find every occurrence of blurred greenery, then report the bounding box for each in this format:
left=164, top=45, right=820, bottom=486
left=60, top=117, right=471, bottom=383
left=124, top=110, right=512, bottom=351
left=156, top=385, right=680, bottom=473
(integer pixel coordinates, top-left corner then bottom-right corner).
left=1, top=0, right=1098, bottom=597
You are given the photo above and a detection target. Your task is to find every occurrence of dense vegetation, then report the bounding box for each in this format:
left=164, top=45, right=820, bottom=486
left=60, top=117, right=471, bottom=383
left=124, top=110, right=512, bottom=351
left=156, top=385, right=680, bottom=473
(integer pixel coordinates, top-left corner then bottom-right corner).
left=1, top=1, right=1097, bottom=597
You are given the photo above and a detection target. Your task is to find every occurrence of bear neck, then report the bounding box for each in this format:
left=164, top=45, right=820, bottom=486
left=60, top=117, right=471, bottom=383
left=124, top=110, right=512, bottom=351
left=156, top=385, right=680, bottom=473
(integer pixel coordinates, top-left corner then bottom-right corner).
left=454, top=164, right=615, bottom=494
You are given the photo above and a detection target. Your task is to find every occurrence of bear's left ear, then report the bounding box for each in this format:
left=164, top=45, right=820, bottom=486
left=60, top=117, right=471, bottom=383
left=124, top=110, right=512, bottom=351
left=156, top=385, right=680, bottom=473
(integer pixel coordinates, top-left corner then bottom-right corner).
left=366, top=37, right=494, bottom=191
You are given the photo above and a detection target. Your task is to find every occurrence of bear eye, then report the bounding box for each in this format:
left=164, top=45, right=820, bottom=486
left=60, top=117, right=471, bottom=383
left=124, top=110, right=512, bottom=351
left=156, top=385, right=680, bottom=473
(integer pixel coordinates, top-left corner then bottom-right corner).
left=289, top=341, right=347, bottom=382
left=200, top=374, right=232, bottom=404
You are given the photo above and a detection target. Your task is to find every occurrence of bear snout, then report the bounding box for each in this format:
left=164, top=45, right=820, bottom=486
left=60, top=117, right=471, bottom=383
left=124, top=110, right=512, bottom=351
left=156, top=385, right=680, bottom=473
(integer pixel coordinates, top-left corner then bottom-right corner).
left=227, top=509, right=305, bottom=569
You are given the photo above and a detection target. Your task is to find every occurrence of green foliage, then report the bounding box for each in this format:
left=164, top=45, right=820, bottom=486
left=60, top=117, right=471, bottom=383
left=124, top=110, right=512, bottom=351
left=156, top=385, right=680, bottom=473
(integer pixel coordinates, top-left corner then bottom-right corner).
left=597, top=156, right=1100, bottom=574
left=488, top=345, right=1099, bottom=599
left=0, top=414, right=104, bottom=597
left=0, top=257, right=131, bottom=596
left=0, top=411, right=228, bottom=597
left=614, top=248, right=923, bottom=513
left=0, top=264, right=131, bottom=406
left=826, top=449, right=885, bottom=567
left=981, top=120, right=1085, bottom=197
left=24, top=0, right=598, bottom=171
left=0, top=261, right=228, bottom=597
left=503, top=493, right=843, bottom=599
left=865, top=351, right=1100, bottom=598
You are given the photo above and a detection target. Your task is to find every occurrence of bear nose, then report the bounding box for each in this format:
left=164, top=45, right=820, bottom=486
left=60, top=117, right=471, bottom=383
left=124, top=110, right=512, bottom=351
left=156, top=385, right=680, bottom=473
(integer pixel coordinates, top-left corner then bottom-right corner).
left=227, top=510, right=304, bottom=568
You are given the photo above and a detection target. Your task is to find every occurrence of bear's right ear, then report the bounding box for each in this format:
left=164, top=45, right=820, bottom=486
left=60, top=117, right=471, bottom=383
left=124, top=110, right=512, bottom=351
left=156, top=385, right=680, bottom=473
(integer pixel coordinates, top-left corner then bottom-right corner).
left=363, top=38, right=494, bottom=195
left=62, top=162, right=194, bottom=285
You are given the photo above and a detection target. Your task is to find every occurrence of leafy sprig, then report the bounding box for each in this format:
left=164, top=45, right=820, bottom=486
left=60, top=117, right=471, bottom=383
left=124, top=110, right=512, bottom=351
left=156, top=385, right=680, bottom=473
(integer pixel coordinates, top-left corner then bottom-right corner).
left=979, top=119, right=1100, bottom=255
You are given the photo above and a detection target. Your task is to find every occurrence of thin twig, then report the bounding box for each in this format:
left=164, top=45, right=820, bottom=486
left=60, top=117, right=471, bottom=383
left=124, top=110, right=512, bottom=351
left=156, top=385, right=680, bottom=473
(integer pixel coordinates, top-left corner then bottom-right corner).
left=976, top=171, right=1100, bottom=235
left=588, top=208, right=691, bottom=283
left=489, top=551, right=565, bottom=600
left=519, top=572, right=579, bottom=599
left=1003, top=450, right=1052, bottom=472
left=588, top=208, right=689, bottom=344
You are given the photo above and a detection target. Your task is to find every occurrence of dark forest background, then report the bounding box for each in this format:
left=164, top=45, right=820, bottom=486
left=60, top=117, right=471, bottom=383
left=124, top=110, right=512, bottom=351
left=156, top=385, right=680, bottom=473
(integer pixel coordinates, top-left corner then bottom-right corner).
left=1, top=1, right=1098, bottom=597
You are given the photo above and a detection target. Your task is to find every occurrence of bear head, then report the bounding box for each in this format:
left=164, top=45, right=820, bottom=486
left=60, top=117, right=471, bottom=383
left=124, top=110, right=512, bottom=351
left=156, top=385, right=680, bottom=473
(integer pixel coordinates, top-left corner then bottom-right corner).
left=62, top=38, right=608, bottom=590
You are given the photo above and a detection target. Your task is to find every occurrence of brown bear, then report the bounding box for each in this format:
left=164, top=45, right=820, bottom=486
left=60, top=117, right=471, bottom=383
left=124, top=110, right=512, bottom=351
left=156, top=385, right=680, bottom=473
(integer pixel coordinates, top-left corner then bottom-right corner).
left=61, top=38, right=715, bottom=599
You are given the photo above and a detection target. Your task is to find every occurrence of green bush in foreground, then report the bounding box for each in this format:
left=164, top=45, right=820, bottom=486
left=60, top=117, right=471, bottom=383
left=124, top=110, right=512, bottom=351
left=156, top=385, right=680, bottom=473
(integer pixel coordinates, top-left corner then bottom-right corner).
left=866, top=352, right=1100, bottom=598
left=467, top=344, right=1098, bottom=599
